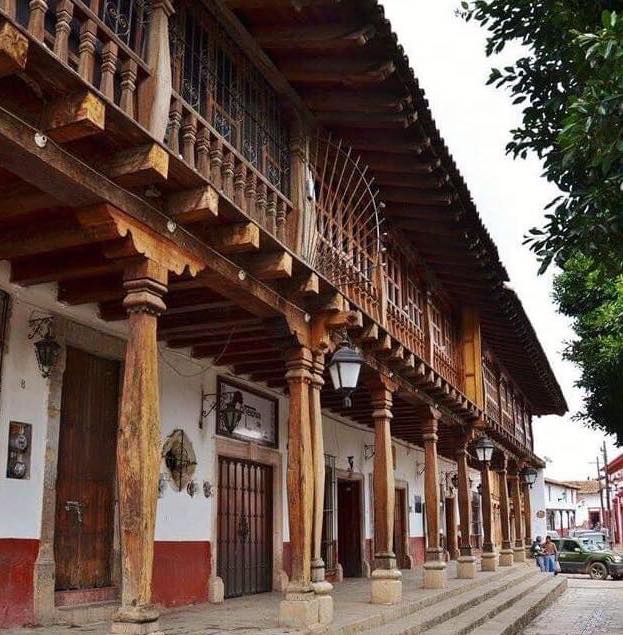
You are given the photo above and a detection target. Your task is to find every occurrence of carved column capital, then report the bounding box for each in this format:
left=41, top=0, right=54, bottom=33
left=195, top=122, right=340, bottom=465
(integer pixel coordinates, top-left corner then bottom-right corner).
left=285, top=347, right=313, bottom=385
left=122, top=261, right=168, bottom=316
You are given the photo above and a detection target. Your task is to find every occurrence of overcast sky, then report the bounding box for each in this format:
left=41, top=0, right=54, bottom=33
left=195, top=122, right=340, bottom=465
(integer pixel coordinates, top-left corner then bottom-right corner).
left=381, top=0, right=619, bottom=479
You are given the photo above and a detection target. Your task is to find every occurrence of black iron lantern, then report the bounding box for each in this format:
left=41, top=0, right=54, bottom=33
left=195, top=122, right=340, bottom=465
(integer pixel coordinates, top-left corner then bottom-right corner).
left=29, top=314, right=61, bottom=380
left=221, top=390, right=244, bottom=434
left=327, top=341, right=364, bottom=408
left=520, top=466, right=538, bottom=488
left=474, top=436, right=495, bottom=464
left=451, top=473, right=459, bottom=489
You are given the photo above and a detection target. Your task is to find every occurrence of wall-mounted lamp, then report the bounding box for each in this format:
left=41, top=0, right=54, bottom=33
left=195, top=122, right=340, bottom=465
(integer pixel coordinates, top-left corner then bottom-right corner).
left=347, top=455, right=354, bottom=473
left=28, top=313, right=60, bottom=379
left=474, top=436, right=495, bottom=465
left=520, top=466, right=538, bottom=488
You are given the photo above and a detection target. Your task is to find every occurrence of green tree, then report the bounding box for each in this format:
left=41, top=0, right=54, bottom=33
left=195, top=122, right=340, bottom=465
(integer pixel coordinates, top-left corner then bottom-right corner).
left=461, top=1, right=623, bottom=439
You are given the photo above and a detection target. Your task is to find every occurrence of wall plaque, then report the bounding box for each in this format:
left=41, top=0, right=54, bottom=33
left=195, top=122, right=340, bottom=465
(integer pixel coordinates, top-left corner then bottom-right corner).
left=216, top=378, right=278, bottom=448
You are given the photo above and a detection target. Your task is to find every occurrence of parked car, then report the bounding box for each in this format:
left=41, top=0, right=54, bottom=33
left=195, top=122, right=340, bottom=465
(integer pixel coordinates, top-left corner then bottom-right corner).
left=553, top=537, right=623, bottom=580
left=576, top=532, right=608, bottom=549
left=546, top=530, right=560, bottom=540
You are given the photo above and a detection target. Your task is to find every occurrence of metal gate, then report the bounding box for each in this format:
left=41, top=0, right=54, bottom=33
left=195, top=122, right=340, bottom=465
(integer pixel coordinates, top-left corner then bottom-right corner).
left=217, top=457, right=273, bottom=598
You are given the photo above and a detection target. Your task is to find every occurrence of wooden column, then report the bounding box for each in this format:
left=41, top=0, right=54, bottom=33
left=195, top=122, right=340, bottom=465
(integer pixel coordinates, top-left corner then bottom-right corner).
left=479, top=460, right=497, bottom=571
left=522, top=482, right=533, bottom=549
left=371, top=386, right=395, bottom=569
left=445, top=496, right=458, bottom=559
left=369, top=382, right=402, bottom=605
left=422, top=409, right=447, bottom=588
left=309, top=351, right=333, bottom=622
left=510, top=472, right=526, bottom=561
left=456, top=440, right=477, bottom=578
left=498, top=455, right=514, bottom=566
left=114, top=259, right=167, bottom=633
left=138, top=0, right=173, bottom=141
left=280, top=347, right=319, bottom=628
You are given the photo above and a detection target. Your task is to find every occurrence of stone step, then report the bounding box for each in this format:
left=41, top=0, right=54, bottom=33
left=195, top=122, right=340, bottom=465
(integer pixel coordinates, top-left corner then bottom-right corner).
left=355, top=565, right=543, bottom=635
left=56, top=600, right=119, bottom=625
left=423, top=574, right=559, bottom=635
left=468, top=576, right=567, bottom=635
left=329, top=565, right=522, bottom=635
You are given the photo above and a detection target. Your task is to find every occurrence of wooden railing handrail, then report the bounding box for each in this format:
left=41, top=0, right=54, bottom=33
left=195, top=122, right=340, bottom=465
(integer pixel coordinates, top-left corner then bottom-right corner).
left=71, top=0, right=151, bottom=73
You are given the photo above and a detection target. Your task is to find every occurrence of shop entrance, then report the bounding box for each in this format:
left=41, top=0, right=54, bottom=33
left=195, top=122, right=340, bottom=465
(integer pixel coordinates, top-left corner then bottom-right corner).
left=337, top=479, right=362, bottom=577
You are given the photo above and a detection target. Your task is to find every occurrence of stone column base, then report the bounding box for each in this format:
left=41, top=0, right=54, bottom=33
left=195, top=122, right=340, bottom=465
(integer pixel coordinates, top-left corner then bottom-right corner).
left=279, top=590, right=319, bottom=629
left=499, top=548, right=514, bottom=567
left=312, top=580, right=334, bottom=625
left=208, top=576, right=224, bottom=604
left=423, top=561, right=447, bottom=589
left=109, top=623, right=164, bottom=635
left=513, top=546, right=527, bottom=562
left=109, top=607, right=163, bottom=635
left=456, top=555, right=477, bottom=579
left=481, top=552, right=498, bottom=572
left=370, top=568, right=402, bottom=605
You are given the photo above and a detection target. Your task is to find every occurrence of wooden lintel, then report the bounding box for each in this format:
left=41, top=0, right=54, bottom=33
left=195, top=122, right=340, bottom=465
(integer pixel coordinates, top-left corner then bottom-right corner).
left=211, top=222, right=260, bottom=254
left=167, top=186, right=219, bottom=224
left=104, top=144, right=169, bottom=188
left=43, top=91, right=105, bottom=143
left=249, top=251, right=293, bottom=280
left=0, top=22, right=28, bottom=78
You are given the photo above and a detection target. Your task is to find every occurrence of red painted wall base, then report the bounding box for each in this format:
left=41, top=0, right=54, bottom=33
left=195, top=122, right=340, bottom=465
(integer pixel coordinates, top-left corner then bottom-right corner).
left=0, top=538, right=39, bottom=628
left=152, top=541, right=211, bottom=607
left=409, top=536, right=426, bottom=566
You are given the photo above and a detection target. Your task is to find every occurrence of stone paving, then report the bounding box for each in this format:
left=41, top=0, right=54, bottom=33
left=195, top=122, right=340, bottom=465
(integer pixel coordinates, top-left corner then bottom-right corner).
left=1, top=562, right=520, bottom=635
left=522, top=575, right=623, bottom=635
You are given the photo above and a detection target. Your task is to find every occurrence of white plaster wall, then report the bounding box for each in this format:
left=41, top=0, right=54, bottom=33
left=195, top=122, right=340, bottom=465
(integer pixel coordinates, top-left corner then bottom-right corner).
left=0, top=299, right=50, bottom=538
left=576, top=492, right=603, bottom=526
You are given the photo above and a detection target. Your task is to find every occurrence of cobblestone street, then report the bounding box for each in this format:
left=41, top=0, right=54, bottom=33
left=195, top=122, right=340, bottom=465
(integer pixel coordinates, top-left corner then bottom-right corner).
left=523, top=576, right=623, bottom=635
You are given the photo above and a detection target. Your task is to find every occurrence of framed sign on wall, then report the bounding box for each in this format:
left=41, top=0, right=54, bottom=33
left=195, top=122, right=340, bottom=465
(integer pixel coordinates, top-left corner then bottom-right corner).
left=216, top=377, right=278, bottom=448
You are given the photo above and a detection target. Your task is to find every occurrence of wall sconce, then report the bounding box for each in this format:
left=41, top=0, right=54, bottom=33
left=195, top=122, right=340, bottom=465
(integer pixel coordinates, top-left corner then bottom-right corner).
left=28, top=313, right=60, bottom=379
left=477, top=483, right=483, bottom=496
left=347, top=455, right=354, bottom=473
left=200, top=388, right=243, bottom=432
left=364, top=444, right=375, bottom=461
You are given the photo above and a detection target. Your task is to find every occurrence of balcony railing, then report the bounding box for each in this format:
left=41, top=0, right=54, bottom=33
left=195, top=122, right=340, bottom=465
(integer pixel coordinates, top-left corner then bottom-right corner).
left=10, top=0, right=151, bottom=124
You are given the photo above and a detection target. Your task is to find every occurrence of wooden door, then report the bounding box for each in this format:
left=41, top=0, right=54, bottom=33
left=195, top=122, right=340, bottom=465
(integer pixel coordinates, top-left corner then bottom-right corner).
left=54, top=347, right=120, bottom=591
left=217, top=457, right=273, bottom=598
left=337, top=479, right=362, bottom=577
left=393, top=488, right=408, bottom=569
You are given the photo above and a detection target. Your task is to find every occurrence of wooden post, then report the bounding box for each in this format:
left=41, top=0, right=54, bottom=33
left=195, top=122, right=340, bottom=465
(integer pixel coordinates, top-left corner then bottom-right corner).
left=461, top=307, right=484, bottom=407
left=138, top=0, right=174, bottom=141
left=480, top=460, right=497, bottom=571
left=279, top=347, right=319, bottom=629
left=113, top=259, right=167, bottom=635
left=445, top=495, right=458, bottom=559
left=456, top=441, right=477, bottom=578
left=309, top=351, right=333, bottom=624
left=522, top=481, right=533, bottom=552
left=422, top=408, right=447, bottom=588
left=369, top=382, right=402, bottom=604
left=510, top=472, right=526, bottom=561
left=498, top=455, right=514, bottom=566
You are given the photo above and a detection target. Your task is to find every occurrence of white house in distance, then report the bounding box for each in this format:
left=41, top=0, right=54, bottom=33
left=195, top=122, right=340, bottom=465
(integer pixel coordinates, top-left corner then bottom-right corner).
left=567, top=479, right=604, bottom=529
left=544, top=478, right=579, bottom=536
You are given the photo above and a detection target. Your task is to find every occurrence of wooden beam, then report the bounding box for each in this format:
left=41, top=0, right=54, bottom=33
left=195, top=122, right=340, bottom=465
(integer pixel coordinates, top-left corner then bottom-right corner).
left=300, top=90, right=410, bottom=114
left=316, top=111, right=416, bottom=129
left=251, top=23, right=375, bottom=51
left=279, top=56, right=395, bottom=85
left=0, top=184, right=62, bottom=222
left=248, top=251, right=292, bottom=280
left=363, top=153, right=441, bottom=174
left=166, top=186, right=219, bottom=224
left=103, top=144, right=169, bottom=188
left=382, top=187, right=456, bottom=206
left=42, top=91, right=105, bottom=143
left=58, top=275, right=122, bottom=305
left=211, top=222, right=260, bottom=254
left=0, top=22, right=28, bottom=78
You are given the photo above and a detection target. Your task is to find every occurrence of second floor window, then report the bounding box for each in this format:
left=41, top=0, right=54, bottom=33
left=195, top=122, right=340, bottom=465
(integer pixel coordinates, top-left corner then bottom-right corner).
left=169, top=1, right=290, bottom=195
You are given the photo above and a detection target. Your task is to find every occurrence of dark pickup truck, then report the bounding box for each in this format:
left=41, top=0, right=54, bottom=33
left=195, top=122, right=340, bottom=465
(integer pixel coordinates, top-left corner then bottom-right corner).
left=553, top=537, right=623, bottom=580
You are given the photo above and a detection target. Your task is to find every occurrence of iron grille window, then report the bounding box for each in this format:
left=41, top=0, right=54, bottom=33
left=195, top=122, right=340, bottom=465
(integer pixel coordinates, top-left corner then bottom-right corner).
left=321, top=455, right=337, bottom=574
left=169, top=0, right=290, bottom=195
left=102, top=0, right=150, bottom=56
left=0, top=291, right=9, bottom=399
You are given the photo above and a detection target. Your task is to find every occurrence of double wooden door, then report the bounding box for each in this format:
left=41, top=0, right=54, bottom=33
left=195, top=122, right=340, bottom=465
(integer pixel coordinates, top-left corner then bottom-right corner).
left=54, top=347, right=121, bottom=591
left=393, top=488, right=408, bottom=569
left=217, top=457, right=273, bottom=598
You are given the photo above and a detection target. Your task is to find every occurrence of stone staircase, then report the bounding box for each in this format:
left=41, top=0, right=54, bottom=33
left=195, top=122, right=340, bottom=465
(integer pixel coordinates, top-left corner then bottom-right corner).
left=335, top=564, right=566, bottom=635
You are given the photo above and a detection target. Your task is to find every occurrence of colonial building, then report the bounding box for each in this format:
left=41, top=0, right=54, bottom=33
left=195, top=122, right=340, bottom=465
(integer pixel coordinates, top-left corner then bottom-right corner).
left=543, top=478, right=578, bottom=536
left=0, top=0, right=566, bottom=632
left=568, top=479, right=604, bottom=530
